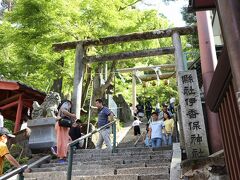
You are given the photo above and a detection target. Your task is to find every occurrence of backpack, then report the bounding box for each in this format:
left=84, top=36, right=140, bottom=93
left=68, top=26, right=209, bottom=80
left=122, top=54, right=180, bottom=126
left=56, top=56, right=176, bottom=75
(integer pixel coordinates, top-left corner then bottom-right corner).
left=58, top=100, right=72, bottom=112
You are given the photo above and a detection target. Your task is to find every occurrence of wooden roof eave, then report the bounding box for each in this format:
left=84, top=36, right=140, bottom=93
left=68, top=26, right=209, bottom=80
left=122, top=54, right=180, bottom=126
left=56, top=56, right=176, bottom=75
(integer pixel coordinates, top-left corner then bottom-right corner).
left=188, top=0, right=216, bottom=12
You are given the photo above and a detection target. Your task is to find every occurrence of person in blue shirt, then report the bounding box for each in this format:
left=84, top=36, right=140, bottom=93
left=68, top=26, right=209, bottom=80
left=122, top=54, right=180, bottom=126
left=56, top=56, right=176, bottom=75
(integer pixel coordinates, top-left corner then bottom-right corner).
left=158, top=103, right=173, bottom=121
left=95, top=99, right=114, bottom=150
left=148, top=112, right=165, bottom=148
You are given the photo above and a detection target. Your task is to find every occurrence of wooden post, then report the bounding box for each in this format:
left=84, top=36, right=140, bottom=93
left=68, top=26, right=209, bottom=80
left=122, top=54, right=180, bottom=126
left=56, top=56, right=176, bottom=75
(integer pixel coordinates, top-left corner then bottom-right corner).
left=172, top=32, right=185, bottom=72
left=72, top=43, right=85, bottom=119
left=104, top=63, right=108, bottom=99
left=196, top=11, right=223, bottom=153
left=14, top=95, right=23, bottom=133
left=215, top=0, right=240, bottom=111
left=132, top=71, right=137, bottom=110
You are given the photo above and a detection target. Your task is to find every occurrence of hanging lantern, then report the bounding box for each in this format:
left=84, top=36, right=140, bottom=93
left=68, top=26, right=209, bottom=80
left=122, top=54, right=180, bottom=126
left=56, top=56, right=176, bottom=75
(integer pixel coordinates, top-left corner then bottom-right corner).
left=164, top=79, right=169, bottom=85
left=152, top=81, right=156, bottom=86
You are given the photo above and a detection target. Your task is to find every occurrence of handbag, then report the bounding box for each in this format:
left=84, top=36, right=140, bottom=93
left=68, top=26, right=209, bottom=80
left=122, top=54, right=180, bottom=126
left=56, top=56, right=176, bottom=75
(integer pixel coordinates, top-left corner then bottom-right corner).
left=58, top=117, right=73, bottom=127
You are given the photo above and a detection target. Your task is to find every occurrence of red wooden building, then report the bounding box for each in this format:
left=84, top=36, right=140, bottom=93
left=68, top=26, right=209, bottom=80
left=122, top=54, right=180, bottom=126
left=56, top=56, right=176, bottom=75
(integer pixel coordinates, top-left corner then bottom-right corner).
left=0, top=81, right=45, bottom=133
left=189, top=0, right=240, bottom=179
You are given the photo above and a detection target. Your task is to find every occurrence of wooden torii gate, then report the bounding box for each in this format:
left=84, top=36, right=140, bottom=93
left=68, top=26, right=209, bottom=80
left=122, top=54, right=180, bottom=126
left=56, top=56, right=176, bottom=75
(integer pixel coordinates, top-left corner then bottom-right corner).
left=53, top=26, right=196, bottom=119
left=117, top=64, right=176, bottom=108
left=116, top=61, right=195, bottom=108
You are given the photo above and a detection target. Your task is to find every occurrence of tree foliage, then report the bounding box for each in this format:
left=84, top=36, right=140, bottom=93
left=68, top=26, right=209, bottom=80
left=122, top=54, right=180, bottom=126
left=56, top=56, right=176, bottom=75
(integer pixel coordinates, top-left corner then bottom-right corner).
left=0, top=0, right=188, bottom=111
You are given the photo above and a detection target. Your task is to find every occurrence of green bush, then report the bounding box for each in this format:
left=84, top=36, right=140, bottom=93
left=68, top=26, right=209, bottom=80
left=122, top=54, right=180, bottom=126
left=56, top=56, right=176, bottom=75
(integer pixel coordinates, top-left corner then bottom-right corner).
left=4, top=120, right=14, bottom=132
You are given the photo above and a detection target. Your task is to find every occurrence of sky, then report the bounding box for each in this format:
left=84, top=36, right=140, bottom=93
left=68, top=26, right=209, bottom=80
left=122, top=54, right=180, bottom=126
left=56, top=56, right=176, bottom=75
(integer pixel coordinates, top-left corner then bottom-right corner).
left=136, top=0, right=188, bottom=27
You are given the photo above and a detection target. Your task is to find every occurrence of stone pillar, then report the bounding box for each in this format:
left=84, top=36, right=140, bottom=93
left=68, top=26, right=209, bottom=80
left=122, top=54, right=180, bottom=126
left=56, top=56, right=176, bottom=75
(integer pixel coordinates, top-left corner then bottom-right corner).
left=172, top=31, right=186, bottom=151
left=196, top=11, right=223, bottom=153
left=72, top=43, right=85, bottom=119
left=215, top=0, right=240, bottom=110
left=176, top=105, right=185, bottom=150
left=132, top=71, right=137, bottom=109
left=178, top=70, right=209, bottom=159
left=172, top=32, right=185, bottom=72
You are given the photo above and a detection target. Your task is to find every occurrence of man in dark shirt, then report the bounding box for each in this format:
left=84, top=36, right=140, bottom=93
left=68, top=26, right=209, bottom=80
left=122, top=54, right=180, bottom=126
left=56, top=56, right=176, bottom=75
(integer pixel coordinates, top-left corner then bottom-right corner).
left=95, top=99, right=114, bottom=150
left=136, top=103, right=144, bottom=118
left=145, top=101, right=153, bottom=121
left=69, top=119, right=82, bottom=150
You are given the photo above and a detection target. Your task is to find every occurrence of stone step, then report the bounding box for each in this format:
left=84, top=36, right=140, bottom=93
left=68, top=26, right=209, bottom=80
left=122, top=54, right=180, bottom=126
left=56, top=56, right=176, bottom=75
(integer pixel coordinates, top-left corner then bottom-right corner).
left=116, top=146, right=172, bottom=152
left=40, top=161, right=170, bottom=169
left=73, top=151, right=172, bottom=160
left=25, top=174, right=169, bottom=180
left=72, top=174, right=169, bottom=180
left=72, top=175, right=138, bottom=180
left=72, top=155, right=172, bottom=163
left=25, top=168, right=115, bottom=179
left=72, top=153, right=172, bottom=161
left=123, top=158, right=171, bottom=165
left=117, top=166, right=168, bottom=175
left=41, top=156, right=171, bottom=169
left=77, top=157, right=171, bottom=166
left=41, top=160, right=170, bottom=169
left=33, top=162, right=170, bottom=173
left=24, top=171, right=66, bottom=180
left=76, top=146, right=172, bottom=154
left=74, top=150, right=172, bottom=157
left=49, top=157, right=171, bottom=166
left=72, top=169, right=115, bottom=176
left=25, top=172, right=169, bottom=180
left=73, top=151, right=172, bottom=158
left=139, top=174, right=169, bottom=180
left=41, top=161, right=71, bottom=168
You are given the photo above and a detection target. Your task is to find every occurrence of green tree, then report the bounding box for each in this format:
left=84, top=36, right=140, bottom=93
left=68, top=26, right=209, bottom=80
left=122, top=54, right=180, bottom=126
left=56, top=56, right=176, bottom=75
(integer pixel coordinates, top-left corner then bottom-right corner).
left=0, top=0, right=187, bottom=114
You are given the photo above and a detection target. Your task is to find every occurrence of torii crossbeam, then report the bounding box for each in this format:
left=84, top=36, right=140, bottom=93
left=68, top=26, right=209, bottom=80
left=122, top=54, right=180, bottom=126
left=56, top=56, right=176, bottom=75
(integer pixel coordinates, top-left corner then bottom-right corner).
left=52, top=26, right=197, bottom=119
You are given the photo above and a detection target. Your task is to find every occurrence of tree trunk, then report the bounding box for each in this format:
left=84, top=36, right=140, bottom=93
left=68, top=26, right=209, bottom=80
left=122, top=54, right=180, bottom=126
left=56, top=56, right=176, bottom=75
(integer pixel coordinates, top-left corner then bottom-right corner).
left=51, top=57, right=64, bottom=97
left=81, top=65, right=92, bottom=108
left=91, top=61, right=117, bottom=108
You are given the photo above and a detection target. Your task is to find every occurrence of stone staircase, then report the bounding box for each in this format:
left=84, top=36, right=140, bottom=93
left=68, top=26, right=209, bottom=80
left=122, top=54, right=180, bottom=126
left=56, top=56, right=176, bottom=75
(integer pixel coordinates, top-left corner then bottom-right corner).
left=24, top=120, right=173, bottom=180
left=117, top=120, right=148, bottom=148
left=24, top=147, right=172, bottom=180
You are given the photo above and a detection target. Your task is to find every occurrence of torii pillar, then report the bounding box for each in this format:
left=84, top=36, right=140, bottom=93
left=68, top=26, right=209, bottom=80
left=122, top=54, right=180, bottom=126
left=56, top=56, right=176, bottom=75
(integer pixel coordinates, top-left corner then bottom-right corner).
left=132, top=71, right=137, bottom=109
left=72, top=43, right=85, bottom=119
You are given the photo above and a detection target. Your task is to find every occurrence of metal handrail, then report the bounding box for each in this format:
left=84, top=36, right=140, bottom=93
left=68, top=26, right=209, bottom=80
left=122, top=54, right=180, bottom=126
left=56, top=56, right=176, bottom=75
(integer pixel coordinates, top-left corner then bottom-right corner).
left=134, top=132, right=144, bottom=147
left=67, top=119, right=117, bottom=180
left=0, top=155, right=51, bottom=180
left=0, top=165, right=27, bottom=180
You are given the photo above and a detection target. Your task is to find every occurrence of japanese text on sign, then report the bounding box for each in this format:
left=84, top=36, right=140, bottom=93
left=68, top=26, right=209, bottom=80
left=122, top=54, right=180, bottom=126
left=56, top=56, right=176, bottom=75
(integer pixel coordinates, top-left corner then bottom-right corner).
left=178, top=70, right=209, bottom=159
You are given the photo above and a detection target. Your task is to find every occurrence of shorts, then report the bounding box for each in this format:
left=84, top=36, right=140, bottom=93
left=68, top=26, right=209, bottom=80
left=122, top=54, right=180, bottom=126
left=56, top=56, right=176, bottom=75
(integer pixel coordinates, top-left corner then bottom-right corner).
left=134, top=126, right=141, bottom=136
